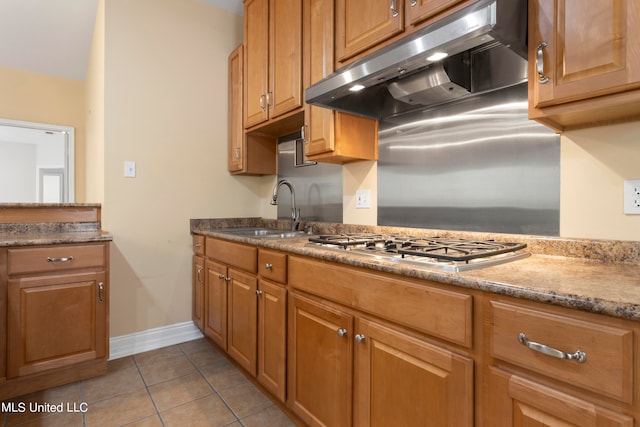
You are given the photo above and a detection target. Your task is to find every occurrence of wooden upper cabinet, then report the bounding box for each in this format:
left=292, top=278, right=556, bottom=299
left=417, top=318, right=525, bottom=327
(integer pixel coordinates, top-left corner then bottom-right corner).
left=335, top=0, right=405, bottom=63
left=529, top=0, right=640, bottom=130
left=303, top=0, right=378, bottom=164
left=335, top=0, right=467, bottom=63
left=228, top=43, right=276, bottom=176
left=228, top=44, right=244, bottom=173
left=244, top=0, right=302, bottom=129
left=406, top=0, right=466, bottom=26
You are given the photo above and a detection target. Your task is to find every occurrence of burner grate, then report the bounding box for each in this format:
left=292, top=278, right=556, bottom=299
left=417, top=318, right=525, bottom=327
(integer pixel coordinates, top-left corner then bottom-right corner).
left=397, top=239, right=527, bottom=262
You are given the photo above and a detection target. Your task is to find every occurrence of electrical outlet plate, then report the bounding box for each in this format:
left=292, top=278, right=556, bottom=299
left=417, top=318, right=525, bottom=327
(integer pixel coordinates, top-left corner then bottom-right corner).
left=623, top=180, right=640, bottom=214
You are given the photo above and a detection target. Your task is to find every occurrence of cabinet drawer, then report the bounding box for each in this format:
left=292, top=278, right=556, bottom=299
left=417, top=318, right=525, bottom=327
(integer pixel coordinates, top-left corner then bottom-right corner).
left=8, top=244, right=107, bottom=275
left=258, top=249, right=286, bottom=283
left=192, top=234, right=205, bottom=256
left=289, top=256, right=472, bottom=347
left=490, top=301, right=633, bottom=403
left=205, top=237, right=257, bottom=273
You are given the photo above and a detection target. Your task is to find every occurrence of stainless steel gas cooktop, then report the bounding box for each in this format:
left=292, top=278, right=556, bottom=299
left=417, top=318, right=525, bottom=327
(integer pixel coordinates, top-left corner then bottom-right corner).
left=307, top=233, right=530, bottom=272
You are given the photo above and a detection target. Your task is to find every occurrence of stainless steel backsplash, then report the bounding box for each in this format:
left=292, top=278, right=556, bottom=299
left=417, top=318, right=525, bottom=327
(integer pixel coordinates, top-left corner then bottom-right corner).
left=277, top=138, right=343, bottom=224
left=378, top=83, right=560, bottom=235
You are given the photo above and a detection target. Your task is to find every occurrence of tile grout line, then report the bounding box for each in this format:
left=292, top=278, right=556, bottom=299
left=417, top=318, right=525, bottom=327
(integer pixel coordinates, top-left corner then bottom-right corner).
left=176, top=343, right=244, bottom=425
left=131, top=354, right=166, bottom=427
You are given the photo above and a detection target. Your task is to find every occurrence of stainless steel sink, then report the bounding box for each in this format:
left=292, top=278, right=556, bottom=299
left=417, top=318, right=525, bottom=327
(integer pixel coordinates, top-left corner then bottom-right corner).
left=218, top=227, right=307, bottom=239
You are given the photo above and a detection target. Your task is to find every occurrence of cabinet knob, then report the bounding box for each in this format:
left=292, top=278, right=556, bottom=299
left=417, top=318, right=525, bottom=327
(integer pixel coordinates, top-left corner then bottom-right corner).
left=536, top=41, right=550, bottom=84
left=337, top=328, right=348, bottom=337
left=410, top=0, right=417, bottom=6
left=265, top=263, right=273, bottom=270
left=355, top=334, right=366, bottom=343
left=218, top=274, right=226, bottom=280
left=256, top=289, right=264, bottom=296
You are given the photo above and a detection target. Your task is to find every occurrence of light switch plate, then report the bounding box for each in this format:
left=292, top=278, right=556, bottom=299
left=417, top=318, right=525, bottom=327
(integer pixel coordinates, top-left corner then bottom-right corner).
left=124, top=161, right=136, bottom=178
left=356, top=189, right=371, bottom=209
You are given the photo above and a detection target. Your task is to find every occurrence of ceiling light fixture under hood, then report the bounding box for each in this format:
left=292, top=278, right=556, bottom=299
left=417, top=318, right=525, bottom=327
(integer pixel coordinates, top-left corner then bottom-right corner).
left=305, top=0, right=528, bottom=120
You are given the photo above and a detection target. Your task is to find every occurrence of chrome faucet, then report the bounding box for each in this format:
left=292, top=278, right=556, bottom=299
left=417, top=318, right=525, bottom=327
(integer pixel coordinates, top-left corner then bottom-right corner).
left=270, top=179, right=301, bottom=231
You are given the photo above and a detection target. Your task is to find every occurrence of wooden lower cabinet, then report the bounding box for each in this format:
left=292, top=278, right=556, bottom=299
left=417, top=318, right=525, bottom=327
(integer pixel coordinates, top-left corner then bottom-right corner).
left=227, top=267, right=258, bottom=375
left=202, top=240, right=288, bottom=403
left=257, top=279, right=287, bottom=401
left=192, top=254, right=205, bottom=331
left=354, top=318, right=473, bottom=426
left=1, top=240, right=110, bottom=400
left=204, top=259, right=228, bottom=349
left=288, top=293, right=354, bottom=426
left=288, top=292, right=474, bottom=426
left=7, top=271, right=108, bottom=378
left=487, top=367, right=634, bottom=427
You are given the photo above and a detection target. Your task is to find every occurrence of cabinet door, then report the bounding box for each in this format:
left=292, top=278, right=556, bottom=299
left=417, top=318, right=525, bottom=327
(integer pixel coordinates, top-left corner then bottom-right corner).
left=228, top=44, right=244, bottom=173
left=336, top=0, right=405, bottom=63
left=244, top=0, right=269, bottom=128
left=257, top=279, right=287, bottom=402
left=530, top=0, right=640, bottom=109
left=354, top=318, right=474, bottom=426
left=204, top=259, right=228, bottom=349
left=227, top=268, right=258, bottom=375
left=288, top=294, right=353, bottom=427
left=7, top=272, right=107, bottom=378
left=303, top=0, right=379, bottom=162
left=487, top=367, right=634, bottom=427
left=192, top=255, right=205, bottom=332
left=407, top=0, right=465, bottom=26
left=269, top=0, right=302, bottom=119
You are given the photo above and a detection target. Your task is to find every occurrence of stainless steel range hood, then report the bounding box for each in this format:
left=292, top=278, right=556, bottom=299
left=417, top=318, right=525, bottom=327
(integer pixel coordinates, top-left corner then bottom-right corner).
left=305, top=0, right=528, bottom=119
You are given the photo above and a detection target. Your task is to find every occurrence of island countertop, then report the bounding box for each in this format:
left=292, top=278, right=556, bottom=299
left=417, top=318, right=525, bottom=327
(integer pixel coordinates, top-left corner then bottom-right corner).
left=191, top=217, right=640, bottom=322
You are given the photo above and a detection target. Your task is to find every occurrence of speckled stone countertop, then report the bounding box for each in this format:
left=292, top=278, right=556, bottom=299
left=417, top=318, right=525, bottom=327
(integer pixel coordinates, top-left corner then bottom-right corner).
left=0, top=203, right=112, bottom=246
left=191, top=217, right=640, bottom=322
left=0, top=222, right=112, bottom=246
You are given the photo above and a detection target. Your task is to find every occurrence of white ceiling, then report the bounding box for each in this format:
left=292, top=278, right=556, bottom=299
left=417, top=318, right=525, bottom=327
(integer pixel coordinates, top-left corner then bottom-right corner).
left=0, top=0, right=243, bottom=81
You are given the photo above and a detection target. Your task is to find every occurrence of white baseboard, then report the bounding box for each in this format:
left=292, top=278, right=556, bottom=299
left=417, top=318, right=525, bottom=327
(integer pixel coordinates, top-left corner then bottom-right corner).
left=109, top=321, right=204, bottom=360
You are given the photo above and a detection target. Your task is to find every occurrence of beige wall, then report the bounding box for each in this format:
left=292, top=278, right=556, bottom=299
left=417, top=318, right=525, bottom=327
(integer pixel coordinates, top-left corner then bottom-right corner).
left=560, top=121, right=640, bottom=241
left=85, top=0, right=105, bottom=205
left=99, top=0, right=258, bottom=337
left=0, top=66, right=86, bottom=201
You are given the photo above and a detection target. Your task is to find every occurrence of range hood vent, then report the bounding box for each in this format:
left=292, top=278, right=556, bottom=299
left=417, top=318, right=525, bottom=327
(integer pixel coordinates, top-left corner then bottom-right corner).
left=305, top=0, right=528, bottom=119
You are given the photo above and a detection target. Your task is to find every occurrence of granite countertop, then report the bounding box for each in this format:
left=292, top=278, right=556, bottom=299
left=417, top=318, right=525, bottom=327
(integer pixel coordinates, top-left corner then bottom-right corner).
left=191, top=218, right=640, bottom=322
left=0, top=222, right=112, bottom=246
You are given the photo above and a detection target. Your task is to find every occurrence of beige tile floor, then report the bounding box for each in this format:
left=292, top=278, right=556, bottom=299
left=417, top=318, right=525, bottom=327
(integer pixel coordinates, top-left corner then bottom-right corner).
left=2, top=338, right=297, bottom=426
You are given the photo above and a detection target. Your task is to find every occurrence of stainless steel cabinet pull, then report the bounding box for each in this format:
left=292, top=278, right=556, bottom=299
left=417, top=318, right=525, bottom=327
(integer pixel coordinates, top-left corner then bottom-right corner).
left=410, top=0, right=417, bottom=6
left=265, top=263, right=273, bottom=270
left=266, top=92, right=273, bottom=109
left=536, top=41, right=550, bottom=84
left=235, top=147, right=240, bottom=160
left=194, top=243, right=202, bottom=248
left=196, top=266, right=203, bottom=284
left=390, top=0, right=399, bottom=17
left=337, top=328, right=348, bottom=337
left=256, top=289, right=263, bottom=296
left=518, top=333, right=586, bottom=363
left=47, top=256, right=74, bottom=263
left=218, top=274, right=226, bottom=280
left=355, top=334, right=366, bottom=343
left=98, top=282, right=105, bottom=304
left=224, top=276, right=232, bottom=283
left=259, top=94, right=266, bottom=111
